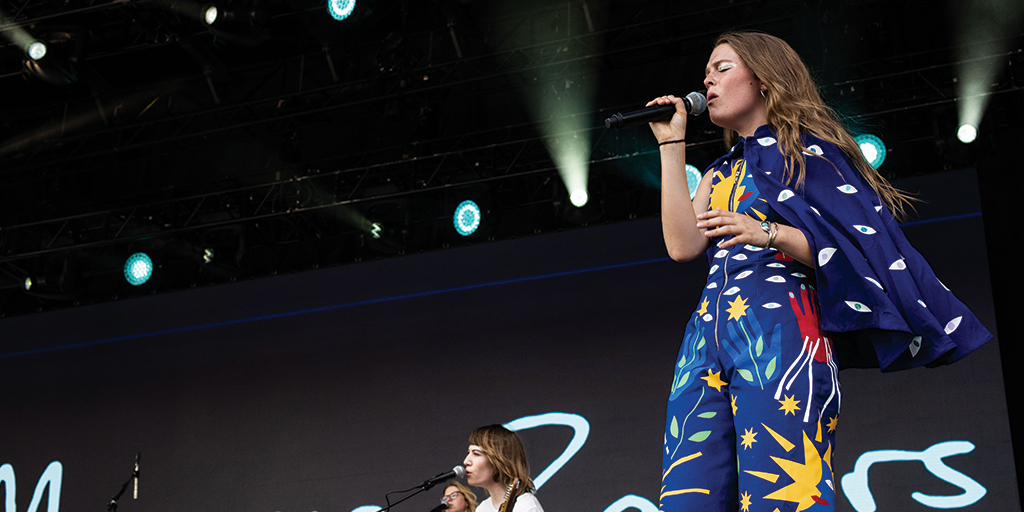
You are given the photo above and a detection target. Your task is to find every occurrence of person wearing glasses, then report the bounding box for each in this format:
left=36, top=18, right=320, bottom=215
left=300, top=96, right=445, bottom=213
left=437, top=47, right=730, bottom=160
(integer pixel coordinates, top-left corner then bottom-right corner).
left=462, top=425, right=543, bottom=512
left=439, top=482, right=478, bottom=512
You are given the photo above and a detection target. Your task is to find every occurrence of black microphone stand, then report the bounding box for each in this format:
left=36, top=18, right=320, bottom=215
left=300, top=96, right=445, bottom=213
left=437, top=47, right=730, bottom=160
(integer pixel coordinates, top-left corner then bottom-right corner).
left=374, top=472, right=452, bottom=511
left=107, top=453, right=140, bottom=512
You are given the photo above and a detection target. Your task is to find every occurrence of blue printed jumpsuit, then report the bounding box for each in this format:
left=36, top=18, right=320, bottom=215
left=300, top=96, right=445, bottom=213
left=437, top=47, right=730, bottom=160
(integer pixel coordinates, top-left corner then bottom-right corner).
left=660, top=149, right=841, bottom=512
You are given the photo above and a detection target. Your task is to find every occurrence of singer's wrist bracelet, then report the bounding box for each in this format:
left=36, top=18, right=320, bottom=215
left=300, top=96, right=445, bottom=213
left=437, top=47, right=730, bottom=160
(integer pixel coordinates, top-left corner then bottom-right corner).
left=659, top=139, right=686, bottom=146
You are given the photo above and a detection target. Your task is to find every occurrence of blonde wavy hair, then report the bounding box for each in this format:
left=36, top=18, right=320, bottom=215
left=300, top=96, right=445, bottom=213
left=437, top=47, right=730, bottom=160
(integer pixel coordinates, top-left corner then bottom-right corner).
left=444, top=481, right=479, bottom=512
left=468, top=424, right=536, bottom=493
left=716, top=31, right=912, bottom=219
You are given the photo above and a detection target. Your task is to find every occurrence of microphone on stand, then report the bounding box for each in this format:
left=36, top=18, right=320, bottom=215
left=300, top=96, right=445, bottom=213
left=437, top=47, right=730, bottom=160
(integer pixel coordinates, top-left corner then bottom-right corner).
left=604, top=91, right=707, bottom=129
left=420, top=465, right=465, bottom=490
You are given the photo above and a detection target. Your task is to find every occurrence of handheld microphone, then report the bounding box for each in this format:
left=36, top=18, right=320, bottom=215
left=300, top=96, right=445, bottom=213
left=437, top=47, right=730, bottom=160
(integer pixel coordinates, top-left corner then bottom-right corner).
left=420, top=465, right=465, bottom=490
left=429, top=503, right=450, bottom=512
left=604, top=91, right=707, bottom=129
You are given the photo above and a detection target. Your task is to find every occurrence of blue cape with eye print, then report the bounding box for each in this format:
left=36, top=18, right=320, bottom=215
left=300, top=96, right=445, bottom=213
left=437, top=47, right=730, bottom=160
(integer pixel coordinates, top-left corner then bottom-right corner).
left=704, top=125, right=992, bottom=371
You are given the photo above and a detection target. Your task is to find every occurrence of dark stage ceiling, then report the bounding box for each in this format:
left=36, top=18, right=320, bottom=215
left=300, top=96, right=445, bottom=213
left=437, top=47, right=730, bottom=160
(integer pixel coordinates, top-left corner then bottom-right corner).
left=0, top=0, right=1022, bottom=316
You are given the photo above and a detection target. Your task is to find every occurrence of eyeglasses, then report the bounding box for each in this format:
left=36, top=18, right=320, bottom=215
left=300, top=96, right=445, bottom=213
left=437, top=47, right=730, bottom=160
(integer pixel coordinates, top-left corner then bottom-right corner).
left=443, top=491, right=462, bottom=503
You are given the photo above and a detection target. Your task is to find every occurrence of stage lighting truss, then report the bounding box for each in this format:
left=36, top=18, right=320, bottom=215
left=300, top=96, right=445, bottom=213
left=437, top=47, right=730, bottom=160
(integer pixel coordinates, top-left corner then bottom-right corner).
left=453, top=200, right=481, bottom=236
left=124, top=252, right=154, bottom=286
left=327, top=0, right=356, bottom=21
left=854, top=134, right=887, bottom=169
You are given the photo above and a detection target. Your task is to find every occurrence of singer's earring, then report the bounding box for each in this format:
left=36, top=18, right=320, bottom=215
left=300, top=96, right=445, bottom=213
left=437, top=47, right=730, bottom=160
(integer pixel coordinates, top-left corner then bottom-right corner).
left=760, top=89, right=767, bottom=99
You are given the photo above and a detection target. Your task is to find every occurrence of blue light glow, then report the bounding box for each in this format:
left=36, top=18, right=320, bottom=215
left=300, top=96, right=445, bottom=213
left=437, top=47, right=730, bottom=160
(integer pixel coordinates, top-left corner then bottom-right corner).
left=854, top=134, right=886, bottom=169
left=124, top=252, right=154, bottom=286
left=684, top=164, right=701, bottom=200
left=327, top=0, right=355, bottom=21
left=453, top=200, right=481, bottom=236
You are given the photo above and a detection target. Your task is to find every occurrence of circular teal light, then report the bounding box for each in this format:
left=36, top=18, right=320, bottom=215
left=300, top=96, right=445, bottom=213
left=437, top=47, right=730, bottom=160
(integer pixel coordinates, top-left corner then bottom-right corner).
left=124, top=252, right=154, bottom=286
left=854, top=134, right=886, bottom=169
left=453, top=200, right=481, bottom=236
left=684, top=164, right=701, bottom=200
left=327, top=0, right=356, bottom=20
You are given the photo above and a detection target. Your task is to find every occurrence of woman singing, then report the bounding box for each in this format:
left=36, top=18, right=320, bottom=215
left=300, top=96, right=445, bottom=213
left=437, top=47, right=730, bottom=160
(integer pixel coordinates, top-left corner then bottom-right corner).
left=463, top=425, right=544, bottom=512
left=649, top=31, right=991, bottom=512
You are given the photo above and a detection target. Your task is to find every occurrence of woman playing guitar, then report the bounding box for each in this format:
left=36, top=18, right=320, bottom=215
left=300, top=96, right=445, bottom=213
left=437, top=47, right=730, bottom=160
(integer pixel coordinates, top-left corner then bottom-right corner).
left=462, top=425, right=543, bottom=512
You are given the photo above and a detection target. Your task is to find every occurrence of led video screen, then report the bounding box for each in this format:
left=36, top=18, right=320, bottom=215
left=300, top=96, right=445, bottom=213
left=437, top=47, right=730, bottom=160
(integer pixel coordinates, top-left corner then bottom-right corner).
left=0, top=169, right=1014, bottom=512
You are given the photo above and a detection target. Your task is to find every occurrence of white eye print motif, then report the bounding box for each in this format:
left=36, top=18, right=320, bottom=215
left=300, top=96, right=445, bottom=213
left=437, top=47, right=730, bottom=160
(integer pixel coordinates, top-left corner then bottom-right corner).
left=846, top=301, right=872, bottom=312
left=766, top=276, right=786, bottom=283
left=838, top=185, right=858, bottom=194
left=762, top=303, right=782, bottom=309
left=778, top=190, right=795, bottom=201
left=818, top=247, right=837, bottom=266
left=854, top=225, right=877, bottom=235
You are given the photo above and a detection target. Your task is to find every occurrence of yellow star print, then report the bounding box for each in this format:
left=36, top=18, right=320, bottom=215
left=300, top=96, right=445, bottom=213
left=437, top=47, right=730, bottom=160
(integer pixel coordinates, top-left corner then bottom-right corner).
left=697, top=297, right=710, bottom=316
left=739, top=490, right=753, bottom=512
left=731, top=395, right=738, bottom=415
left=826, top=415, right=838, bottom=434
left=701, top=369, right=728, bottom=392
left=741, top=428, right=757, bottom=450
left=726, top=295, right=750, bottom=321
left=778, top=395, right=801, bottom=416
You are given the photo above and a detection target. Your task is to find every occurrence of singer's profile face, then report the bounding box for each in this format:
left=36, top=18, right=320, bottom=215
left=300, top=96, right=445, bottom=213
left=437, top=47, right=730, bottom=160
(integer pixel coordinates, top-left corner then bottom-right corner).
left=443, top=485, right=469, bottom=512
left=464, top=445, right=495, bottom=487
left=703, top=43, right=767, bottom=137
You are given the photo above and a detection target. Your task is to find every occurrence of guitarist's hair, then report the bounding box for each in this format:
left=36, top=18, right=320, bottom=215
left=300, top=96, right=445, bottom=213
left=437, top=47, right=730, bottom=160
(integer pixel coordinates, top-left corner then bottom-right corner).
left=468, top=425, right=537, bottom=493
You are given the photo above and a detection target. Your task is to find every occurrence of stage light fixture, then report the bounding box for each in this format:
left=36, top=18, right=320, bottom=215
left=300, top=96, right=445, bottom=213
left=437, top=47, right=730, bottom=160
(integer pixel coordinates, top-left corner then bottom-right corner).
left=570, top=189, right=589, bottom=208
left=684, top=164, right=701, bottom=200
left=203, top=5, right=219, bottom=25
left=202, top=247, right=215, bottom=264
left=124, top=252, right=154, bottom=286
left=854, top=134, right=886, bottom=169
left=957, top=124, right=978, bottom=144
left=370, top=222, right=383, bottom=239
left=26, top=41, right=46, bottom=60
left=327, top=0, right=356, bottom=21
left=200, top=0, right=269, bottom=45
left=453, top=200, right=481, bottom=236
left=21, top=30, right=81, bottom=85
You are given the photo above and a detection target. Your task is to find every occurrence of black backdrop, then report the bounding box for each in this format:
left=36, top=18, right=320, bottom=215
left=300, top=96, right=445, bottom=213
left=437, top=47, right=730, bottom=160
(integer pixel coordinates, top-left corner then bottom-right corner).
left=0, top=169, right=1016, bottom=512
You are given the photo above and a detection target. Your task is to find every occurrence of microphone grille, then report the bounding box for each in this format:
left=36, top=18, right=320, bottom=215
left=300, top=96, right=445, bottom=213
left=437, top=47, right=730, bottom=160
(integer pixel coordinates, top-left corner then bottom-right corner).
left=686, top=91, right=707, bottom=116
left=453, top=465, right=466, bottom=478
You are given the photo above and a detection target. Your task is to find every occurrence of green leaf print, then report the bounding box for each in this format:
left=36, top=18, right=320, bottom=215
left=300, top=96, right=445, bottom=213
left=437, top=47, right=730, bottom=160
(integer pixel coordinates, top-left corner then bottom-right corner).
left=697, top=411, right=717, bottom=419
left=765, top=356, right=778, bottom=380
left=678, top=355, right=687, bottom=368
left=670, top=416, right=679, bottom=438
left=688, top=430, right=712, bottom=442
left=737, top=368, right=754, bottom=383
left=697, top=337, right=705, bottom=350
left=756, top=336, right=764, bottom=357
left=675, top=371, right=691, bottom=392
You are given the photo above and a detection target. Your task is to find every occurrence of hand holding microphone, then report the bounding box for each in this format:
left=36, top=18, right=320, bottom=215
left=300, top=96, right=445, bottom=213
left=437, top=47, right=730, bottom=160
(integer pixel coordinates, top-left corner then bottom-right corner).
left=604, top=91, right=706, bottom=129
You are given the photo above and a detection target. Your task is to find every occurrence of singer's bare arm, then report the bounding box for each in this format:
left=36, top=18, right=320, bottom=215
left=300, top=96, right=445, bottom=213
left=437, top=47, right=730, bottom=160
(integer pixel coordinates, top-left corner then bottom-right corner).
left=649, top=95, right=713, bottom=262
